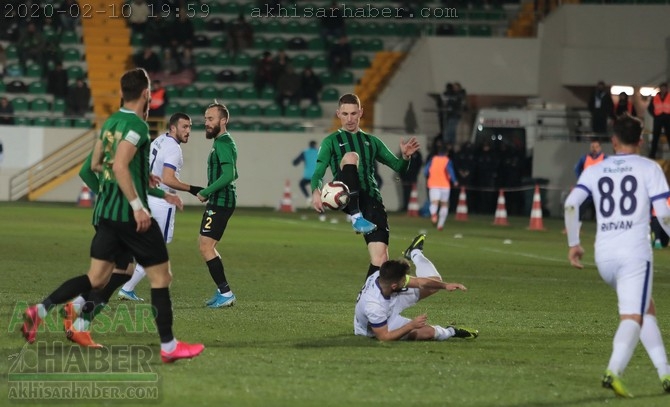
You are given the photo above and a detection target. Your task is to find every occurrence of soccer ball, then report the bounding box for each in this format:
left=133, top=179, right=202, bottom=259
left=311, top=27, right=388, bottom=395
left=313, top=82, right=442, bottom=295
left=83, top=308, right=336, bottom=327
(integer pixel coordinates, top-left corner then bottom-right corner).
left=320, top=181, right=350, bottom=210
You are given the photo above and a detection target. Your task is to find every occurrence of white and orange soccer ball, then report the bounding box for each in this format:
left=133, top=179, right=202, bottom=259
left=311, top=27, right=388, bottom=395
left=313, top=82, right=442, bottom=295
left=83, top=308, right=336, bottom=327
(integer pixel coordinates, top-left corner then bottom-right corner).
left=320, top=181, right=350, bottom=210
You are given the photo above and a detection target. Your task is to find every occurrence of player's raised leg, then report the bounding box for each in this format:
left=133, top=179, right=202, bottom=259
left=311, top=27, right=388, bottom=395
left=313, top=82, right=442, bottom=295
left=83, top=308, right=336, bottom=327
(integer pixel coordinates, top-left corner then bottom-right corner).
left=339, top=152, right=376, bottom=234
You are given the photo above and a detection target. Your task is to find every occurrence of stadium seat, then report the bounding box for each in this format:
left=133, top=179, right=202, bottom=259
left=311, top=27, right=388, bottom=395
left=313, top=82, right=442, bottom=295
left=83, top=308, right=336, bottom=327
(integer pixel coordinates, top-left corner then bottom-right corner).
left=247, top=121, right=266, bottom=131
left=201, top=87, right=219, bottom=99
left=210, top=35, right=226, bottom=48
left=195, top=52, right=212, bottom=66
left=253, top=37, right=267, bottom=50
left=468, top=9, right=487, bottom=21
left=131, top=32, right=144, bottom=46
left=164, top=85, right=179, bottom=97
left=60, top=31, right=79, bottom=44
left=305, top=104, right=322, bottom=119
left=249, top=19, right=263, bottom=33
left=217, top=69, right=237, bottom=82
left=28, top=81, right=47, bottom=94
left=227, top=121, right=247, bottom=131
left=261, top=87, right=275, bottom=100
left=15, top=117, right=30, bottom=126
left=52, top=98, right=66, bottom=113
left=222, top=1, right=241, bottom=14
left=362, top=22, right=380, bottom=36
left=185, top=102, right=202, bottom=116
left=288, top=122, right=304, bottom=132
left=352, top=55, right=370, bottom=69
left=308, top=37, right=326, bottom=51
left=222, top=86, right=239, bottom=99
left=244, top=103, right=262, bottom=117
left=240, top=86, right=257, bottom=100
left=266, top=20, right=282, bottom=33
left=380, top=23, right=396, bottom=36
left=347, top=21, right=363, bottom=35
left=285, top=21, right=302, bottom=34
left=11, top=97, right=29, bottom=112
left=192, top=18, right=206, bottom=31
left=263, top=103, right=282, bottom=117
left=365, top=38, right=384, bottom=52
left=53, top=117, right=72, bottom=127
left=287, top=37, right=308, bottom=51
left=0, top=82, right=5, bottom=93
left=268, top=37, right=286, bottom=51
left=205, top=17, right=225, bottom=31
left=214, top=53, right=233, bottom=65
left=311, top=54, right=327, bottom=68
left=25, top=64, right=43, bottom=78
left=304, top=21, right=319, bottom=34
left=319, top=71, right=332, bottom=85
left=5, top=45, right=18, bottom=59
left=181, top=85, right=199, bottom=98
left=350, top=38, right=365, bottom=51
left=67, top=66, right=85, bottom=79
left=321, top=87, right=339, bottom=102
left=32, top=117, right=52, bottom=127
left=73, top=118, right=93, bottom=128
left=6, top=79, right=27, bottom=92
left=207, top=2, right=224, bottom=13
left=30, top=98, right=49, bottom=113
left=194, top=34, right=212, bottom=47
left=227, top=102, right=242, bottom=116
left=234, top=53, right=252, bottom=67
left=292, top=54, right=311, bottom=69
left=455, top=25, right=469, bottom=36
left=268, top=122, right=286, bottom=132
left=337, top=71, right=354, bottom=85
left=284, top=104, right=301, bottom=118
left=166, top=102, right=182, bottom=116
left=198, top=70, right=216, bottom=83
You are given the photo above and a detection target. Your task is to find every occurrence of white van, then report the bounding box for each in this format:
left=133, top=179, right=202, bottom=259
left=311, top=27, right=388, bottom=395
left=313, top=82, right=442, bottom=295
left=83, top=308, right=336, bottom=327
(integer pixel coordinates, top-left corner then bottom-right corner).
left=471, top=104, right=592, bottom=156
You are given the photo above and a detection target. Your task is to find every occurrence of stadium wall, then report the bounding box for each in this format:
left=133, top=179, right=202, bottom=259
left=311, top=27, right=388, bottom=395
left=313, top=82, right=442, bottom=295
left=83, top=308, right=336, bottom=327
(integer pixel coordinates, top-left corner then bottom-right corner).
left=0, top=126, right=427, bottom=211
left=378, top=5, right=670, bottom=135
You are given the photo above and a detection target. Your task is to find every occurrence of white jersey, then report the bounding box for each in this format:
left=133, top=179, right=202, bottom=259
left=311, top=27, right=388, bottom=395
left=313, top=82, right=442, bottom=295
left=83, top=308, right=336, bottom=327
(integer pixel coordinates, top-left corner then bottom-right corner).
left=574, top=154, right=670, bottom=260
left=149, top=133, right=184, bottom=194
left=354, top=271, right=419, bottom=337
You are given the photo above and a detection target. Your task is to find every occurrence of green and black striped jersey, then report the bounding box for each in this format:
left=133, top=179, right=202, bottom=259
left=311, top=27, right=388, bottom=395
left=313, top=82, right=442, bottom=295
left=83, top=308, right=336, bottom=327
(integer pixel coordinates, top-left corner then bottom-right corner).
left=311, top=129, right=409, bottom=202
left=93, top=108, right=151, bottom=223
left=200, top=132, right=237, bottom=208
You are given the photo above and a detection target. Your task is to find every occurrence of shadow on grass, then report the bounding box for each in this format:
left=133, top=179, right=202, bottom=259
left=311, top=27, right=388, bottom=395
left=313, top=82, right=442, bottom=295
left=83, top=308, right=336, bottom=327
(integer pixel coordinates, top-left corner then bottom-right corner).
left=502, top=392, right=667, bottom=407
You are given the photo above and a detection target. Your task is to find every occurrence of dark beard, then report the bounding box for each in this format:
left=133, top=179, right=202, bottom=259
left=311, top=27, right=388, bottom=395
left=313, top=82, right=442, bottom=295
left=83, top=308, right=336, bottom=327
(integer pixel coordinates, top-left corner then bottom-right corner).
left=205, top=124, right=220, bottom=139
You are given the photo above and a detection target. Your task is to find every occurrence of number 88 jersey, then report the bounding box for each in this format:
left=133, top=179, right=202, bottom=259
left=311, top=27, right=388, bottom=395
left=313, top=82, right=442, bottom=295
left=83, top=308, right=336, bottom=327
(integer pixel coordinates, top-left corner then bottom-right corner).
left=576, top=154, right=670, bottom=258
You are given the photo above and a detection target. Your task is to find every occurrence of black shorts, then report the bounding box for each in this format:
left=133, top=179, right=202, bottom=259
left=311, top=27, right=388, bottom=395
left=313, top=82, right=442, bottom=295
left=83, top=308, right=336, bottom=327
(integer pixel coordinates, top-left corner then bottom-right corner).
left=91, top=218, right=169, bottom=268
left=93, top=225, right=134, bottom=270
left=199, top=205, right=235, bottom=241
left=358, top=192, right=389, bottom=245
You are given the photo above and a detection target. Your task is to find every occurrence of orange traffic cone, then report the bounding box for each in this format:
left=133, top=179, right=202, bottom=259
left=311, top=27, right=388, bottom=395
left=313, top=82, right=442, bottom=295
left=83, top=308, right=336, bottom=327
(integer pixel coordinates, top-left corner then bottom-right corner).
left=279, top=179, right=294, bottom=213
left=455, top=187, right=468, bottom=221
left=493, top=189, right=509, bottom=226
left=528, top=185, right=545, bottom=231
left=77, top=184, right=93, bottom=208
left=407, top=183, right=419, bottom=217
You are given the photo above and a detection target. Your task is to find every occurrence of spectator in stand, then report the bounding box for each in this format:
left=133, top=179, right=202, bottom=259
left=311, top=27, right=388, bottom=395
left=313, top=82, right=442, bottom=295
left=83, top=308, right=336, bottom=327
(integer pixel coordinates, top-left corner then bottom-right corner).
left=272, top=50, right=291, bottom=84
left=0, top=44, right=6, bottom=78
left=0, top=97, right=15, bottom=125
left=161, top=48, right=181, bottom=75
left=127, top=0, right=150, bottom=34
left=180, top=46, right=194, bottom=72
left=254, top=51, right=275, bottom=97
left=47, top=62, right=69, bottom=99
left=648, top=83, right=670, bottom=159
left=320, top=1, right=345, bottom=45
left=227, top=13, right=253, bottom=56
left=57, top=0, right=80, bottom=32
left=328, top=35, right=352, bottom=76
left=172, top=13, right=194, bottom=48
left=588, top=81, right=614, bottom=138
left=149, top=79, right=168, bottom=120
left=65, top=78, right=90, bottom=116
left=614, top=92, right=636, bottom=118
left=134, top=47, right=161, bottom=76
left=299, top=66, right=322, bottom=105
left=275, top=65, right=301, bottom=116
left=17, top=22, right=45, bottom=72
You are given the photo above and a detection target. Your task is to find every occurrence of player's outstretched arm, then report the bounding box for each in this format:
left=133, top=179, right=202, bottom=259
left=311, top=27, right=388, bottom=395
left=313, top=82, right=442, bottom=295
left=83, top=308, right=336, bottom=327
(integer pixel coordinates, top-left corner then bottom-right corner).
left=372, top=314, right=427, bottom=342
left=400, top=136, right=420, bottom=159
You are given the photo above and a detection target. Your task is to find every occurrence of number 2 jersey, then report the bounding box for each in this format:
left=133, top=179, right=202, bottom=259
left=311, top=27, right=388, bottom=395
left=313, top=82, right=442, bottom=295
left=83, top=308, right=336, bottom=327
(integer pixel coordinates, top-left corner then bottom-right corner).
left=566, top=154, right=670, bottom=259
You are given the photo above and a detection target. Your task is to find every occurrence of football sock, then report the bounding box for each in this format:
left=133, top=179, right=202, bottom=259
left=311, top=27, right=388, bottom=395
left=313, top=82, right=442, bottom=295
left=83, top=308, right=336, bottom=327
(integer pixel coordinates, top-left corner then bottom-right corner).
left=640, top=314, right=670, bottom=377
left=76, top=273, right=133, bottom=331
left=433, top=325, right=455, bottom=341
left=412, top=251, right=441, bottom=279
left=366, top=263, right=378, bottom=278
left=161, top=339, right=177, bottom=353
left=206, top=257, right=231, bottom=294
left=41, top=275, right=92, bottom=314
left=122, top=264, right=146, bottom=292
left=71, top=295, right=86, bottom=314
left=438, top=206, right=448, bottom=229
left=429, top=203, right=438, bottom=217
left=151, top=288, right=174, bottom=343
left=607, top=319, right=641, bottom=376
left=340, top=164, right=361, bottom=214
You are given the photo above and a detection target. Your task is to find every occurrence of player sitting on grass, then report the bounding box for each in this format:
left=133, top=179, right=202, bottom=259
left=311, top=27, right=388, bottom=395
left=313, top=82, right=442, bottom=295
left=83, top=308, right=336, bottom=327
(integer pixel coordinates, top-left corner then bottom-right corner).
left=354, top=234, right=478, bottom=342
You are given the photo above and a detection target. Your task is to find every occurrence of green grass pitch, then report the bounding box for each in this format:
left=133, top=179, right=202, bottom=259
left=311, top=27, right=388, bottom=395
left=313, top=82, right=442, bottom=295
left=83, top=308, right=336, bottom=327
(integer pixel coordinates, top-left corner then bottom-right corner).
left=1, top=203, right=670, bottom=406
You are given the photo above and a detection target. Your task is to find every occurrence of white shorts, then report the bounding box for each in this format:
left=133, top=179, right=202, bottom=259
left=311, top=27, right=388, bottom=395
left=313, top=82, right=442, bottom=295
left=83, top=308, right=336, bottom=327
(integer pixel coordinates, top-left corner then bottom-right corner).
left=148, top=195, right=176, bottom=244
left=596, top=256, right=652, bottom=316
left=386, top=288, right=421, bottom=339
left=429, top=188, right=451, bottom=203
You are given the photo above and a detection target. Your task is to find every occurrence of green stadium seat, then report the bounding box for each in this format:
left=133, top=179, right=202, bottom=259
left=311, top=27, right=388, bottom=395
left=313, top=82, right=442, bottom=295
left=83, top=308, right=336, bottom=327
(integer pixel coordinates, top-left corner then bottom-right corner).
left=268, top=122, right=286, bottom=132
left=73, top=118, right=93, bottom=128
left=26, top=64, right=43, bottom=78
left=468, top=9, right=487, bottom=20
left=53, top=117, right=72, bottom=127
left=15, top=117, right=31, bottom=126
left=312, top=54, right=327, bottom=68
left=253, top=37, right=267, bottom=50
left=192, top=18, right=206, bottom=31
left=350, top=38, right=365, bottom=51
left=365, top=38, right=384, bottom=52
left=130, top=32, right=144, bottom=46
left=285, top=21, right=302, bottom=34
left=30, top=98, right=49, bottom=112
left=337, top=71, right=354, bottom=85
left=166, top=102, right=182, bottom=116
left=191, top=121, right=206, bottom=131
left=32, top=117, right=52, bottom=127
left=240, top=86, right=257, bottom=100
left=207, top=2, right=224, bottom=13
left=201, top=87, right=219, bottom=99
left=60, top=31, right=79, bottom=44
left=308, top=37, right=325, bottom=51
left=226, top=103, right=242, bottom=116
left=267, top=37, right=285, bottom=51
left=292, top=54, right=311, bottom=69
left=11, top=97, right=29, bottom=112
left=0, top=82, right=5, bottom=93
left=52, top=98, right=66, bottom=113
left=211, top=35, right=226, bottom=48
left=164, top=85, right=179, bottom=97
left=455, top=25, right=469, bottom=36
left=234, top=53, right=252, bottom=67
left=214, top=53, right=233, bottom=65
left=5, top=45, right=18, bottom=60
left=62, top=48, right=81, bottom=62
left=284, top=104, right=301, bottom=118
left=319, top=71, right=332, bottom=85
left=321, top=87, right=339, bottom=102
left=305, top=104, right=322, bottom=119
left=181, top=85, right=199, bottom=98
left=288, top=122, right=304, bottom=132
left=473, top=25, right=492, bottom=37
left=244, top=103, right=262, bottom=117
left=249, top=19, right=264, bottom=33
left=29, top=81, right=47, bottom=94
left=362, top=22, right=380, bottom=36
left=261, top=87, right=275, bottom=100
left=227, top=121, right=247, bottom=131
left=347, top=21, right=363, bottom=35
left=222, top=1, right=240, bottom=14
left=185, top=102, right=202, bottom=116
left=198, top=70, right=216, bottom=83
left=266, top=20, right=282, bottom=33
left=195, top=52, right=212, bottom=66
left=67, top=66, right=85, bottom=79
left=303, top=21, right=319, bottom=34
left=222, top=86, right=239, bottom=99
left=247, top=121, right=266, bottom=131
left=263, top=103, right=282, bottom=117
left=352, top=55, right=370, bottom=69
left=380, top=23, right=396, bottom=36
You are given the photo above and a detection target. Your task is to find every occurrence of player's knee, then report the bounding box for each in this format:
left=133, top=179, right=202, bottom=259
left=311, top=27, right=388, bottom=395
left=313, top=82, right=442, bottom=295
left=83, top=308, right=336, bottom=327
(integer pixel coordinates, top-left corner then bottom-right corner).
left=341, top=152, right=359, bottom=166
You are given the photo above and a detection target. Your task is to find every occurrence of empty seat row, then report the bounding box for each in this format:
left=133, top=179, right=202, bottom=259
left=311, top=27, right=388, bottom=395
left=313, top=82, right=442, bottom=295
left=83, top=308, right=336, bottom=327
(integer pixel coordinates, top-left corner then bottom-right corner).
left=192, top=68, right=354, bottom=85
left=166, top=101, right=323, bottom=119
left=193, top=52, right=370, bottom=69
left=166, top=85, right=340, bottom=102
left=11, top=117, right=92, bottom=128
left=7, top=97, right=68, bottom=113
